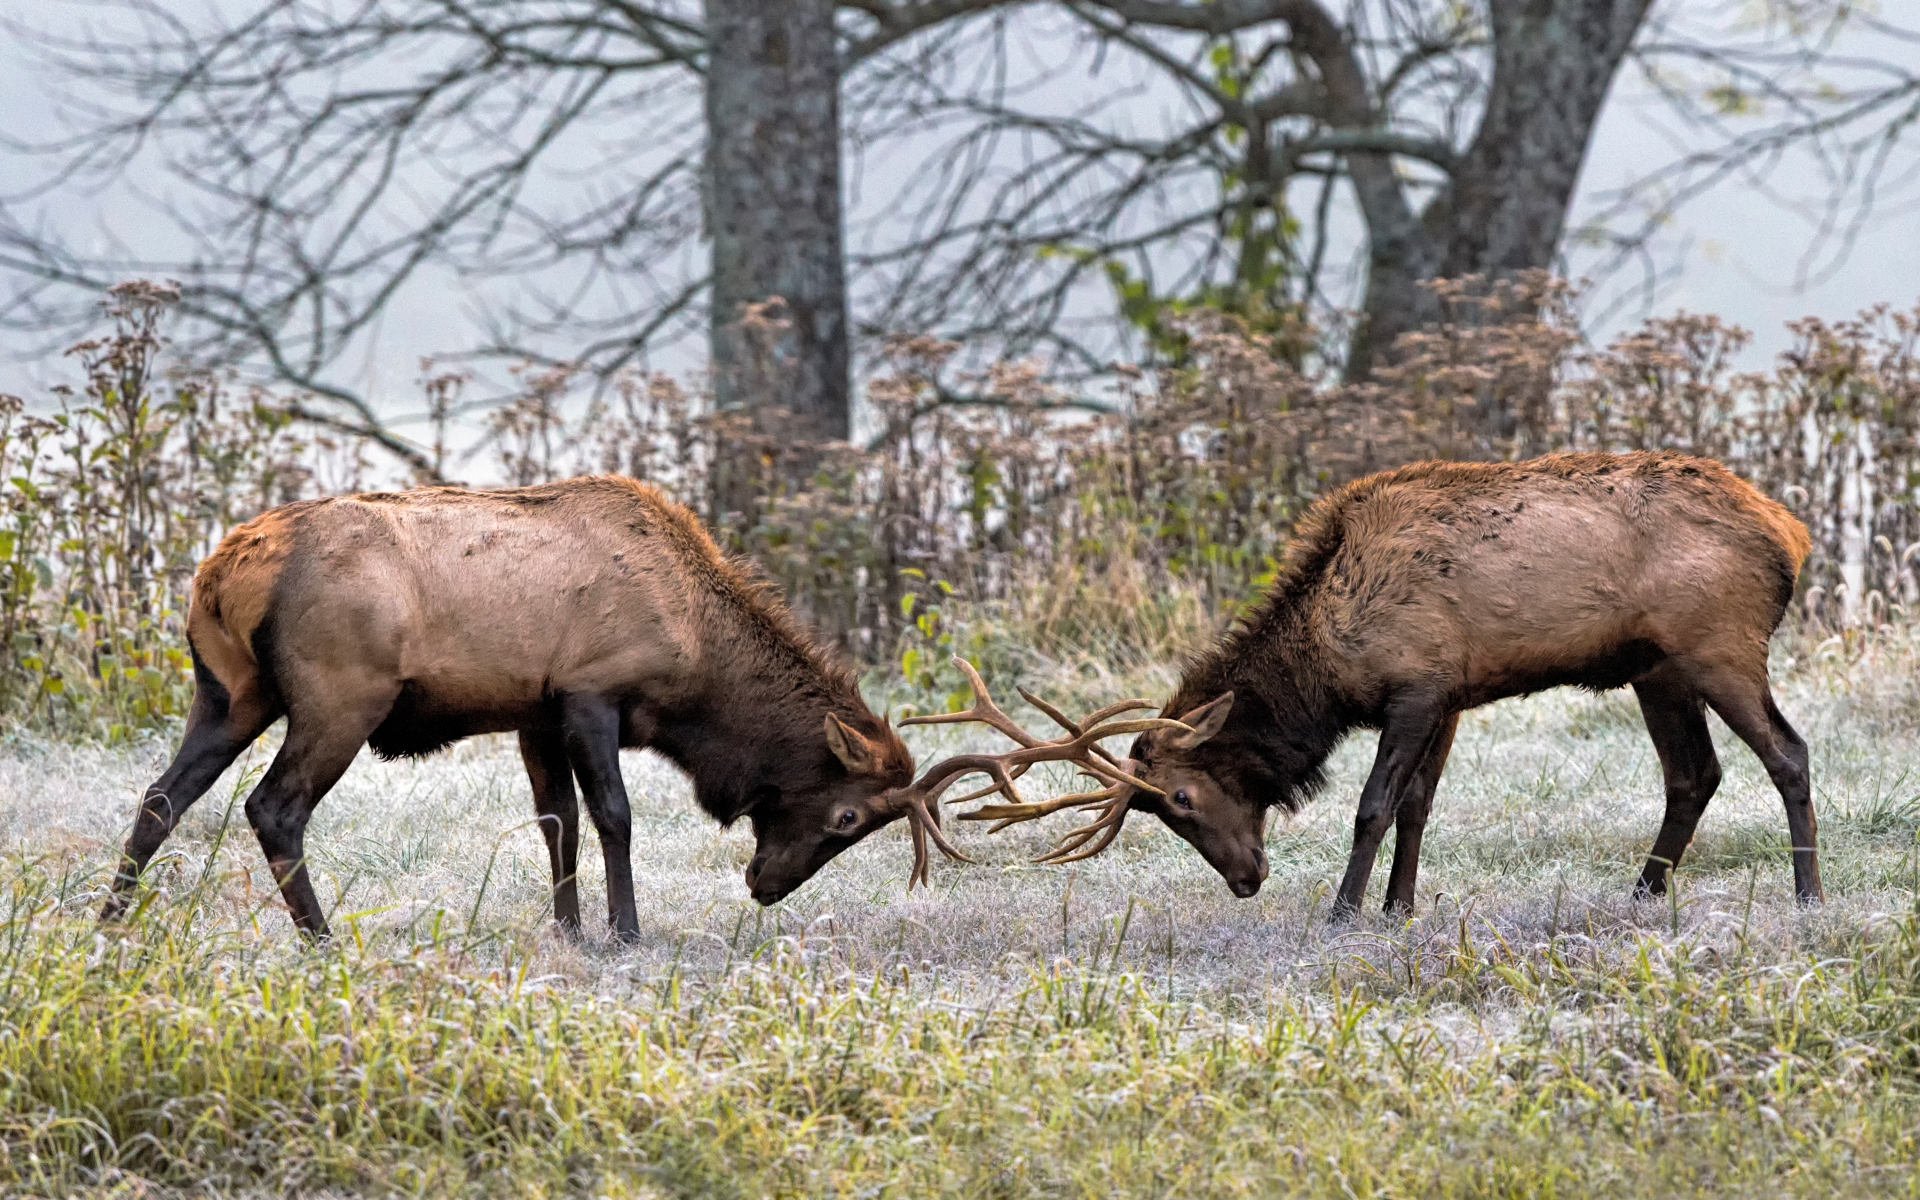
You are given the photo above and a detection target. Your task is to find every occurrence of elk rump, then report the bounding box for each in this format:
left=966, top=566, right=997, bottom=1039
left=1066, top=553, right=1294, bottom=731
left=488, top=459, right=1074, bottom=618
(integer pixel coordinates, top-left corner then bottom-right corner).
left=101, top=476, right=915, bottom=939
left=1115, top=451, right=1819, bottom=915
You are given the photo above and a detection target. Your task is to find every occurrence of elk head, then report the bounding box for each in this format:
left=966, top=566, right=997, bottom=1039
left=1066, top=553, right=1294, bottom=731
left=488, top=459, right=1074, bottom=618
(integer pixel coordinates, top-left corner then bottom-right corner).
left=884, top=658, right=1193, bottom=888
left=740, top=711, right=920, bottom=904
left=1116, top=693, right=1273, bottom=897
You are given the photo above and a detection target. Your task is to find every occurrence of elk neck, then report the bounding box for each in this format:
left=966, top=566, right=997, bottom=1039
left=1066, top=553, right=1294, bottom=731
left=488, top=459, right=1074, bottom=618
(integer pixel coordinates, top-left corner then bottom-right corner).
left=642, top=593, right=884, bottom=824
left=1172, top=589, right=1359, bottom=813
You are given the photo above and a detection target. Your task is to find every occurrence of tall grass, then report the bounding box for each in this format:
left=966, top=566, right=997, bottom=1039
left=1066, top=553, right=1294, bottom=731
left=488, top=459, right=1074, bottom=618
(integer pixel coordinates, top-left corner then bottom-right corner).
left=0, top=856, right=1916, bottom=1195
left=3, top=616, right=1917, bottom=1194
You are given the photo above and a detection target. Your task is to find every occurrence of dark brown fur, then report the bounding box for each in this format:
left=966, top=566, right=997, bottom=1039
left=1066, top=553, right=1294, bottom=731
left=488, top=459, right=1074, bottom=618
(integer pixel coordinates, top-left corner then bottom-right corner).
left=104, top=476, right=915, bottom=939
left=1123, top=452, right=1822, bottom=914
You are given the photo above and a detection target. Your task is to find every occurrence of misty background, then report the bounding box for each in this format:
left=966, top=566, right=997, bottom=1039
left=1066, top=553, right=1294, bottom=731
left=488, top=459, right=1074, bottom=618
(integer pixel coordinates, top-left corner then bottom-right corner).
left=1, top=1, right=1916, bottom=433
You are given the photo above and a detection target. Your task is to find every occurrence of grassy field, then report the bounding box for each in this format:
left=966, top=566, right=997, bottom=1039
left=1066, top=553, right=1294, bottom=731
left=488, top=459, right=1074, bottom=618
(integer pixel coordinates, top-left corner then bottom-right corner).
left=2, top=638, right=1919, bottom=1196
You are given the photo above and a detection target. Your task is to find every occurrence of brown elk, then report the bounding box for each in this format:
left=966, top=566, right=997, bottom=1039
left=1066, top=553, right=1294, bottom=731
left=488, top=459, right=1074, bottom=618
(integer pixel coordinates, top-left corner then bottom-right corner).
left=934, top=452, right=1822, bottom=918
left=99, top=476, right=955, bottom=940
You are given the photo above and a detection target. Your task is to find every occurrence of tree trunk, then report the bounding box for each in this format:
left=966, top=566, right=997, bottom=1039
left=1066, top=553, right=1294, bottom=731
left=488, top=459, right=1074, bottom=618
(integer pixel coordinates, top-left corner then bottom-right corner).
left=1347, top=0, right=1651, bottom=379
left=704, top=0, right=850, bottom=440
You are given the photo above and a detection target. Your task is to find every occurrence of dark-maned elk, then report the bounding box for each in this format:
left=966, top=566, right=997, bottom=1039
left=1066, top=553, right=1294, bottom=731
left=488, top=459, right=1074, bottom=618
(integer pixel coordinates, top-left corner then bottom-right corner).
left=921, top=452, right=1821, bottom=918
left=99, top=476, right=954, bottom=940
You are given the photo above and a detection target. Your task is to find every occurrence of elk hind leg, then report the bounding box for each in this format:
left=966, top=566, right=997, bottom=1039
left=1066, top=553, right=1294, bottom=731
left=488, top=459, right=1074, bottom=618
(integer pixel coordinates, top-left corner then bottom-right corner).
left=243, top=684, right=398, bottom=939
left=103, top=657, right=278, bottom=920
left=1631, top=672, right=1722, bottom=898
left=1383, top=712, right=1459, bottom=917
left=1685, top=659, right=1822, bottom=903
left=519, top=726, right=582, bottom=936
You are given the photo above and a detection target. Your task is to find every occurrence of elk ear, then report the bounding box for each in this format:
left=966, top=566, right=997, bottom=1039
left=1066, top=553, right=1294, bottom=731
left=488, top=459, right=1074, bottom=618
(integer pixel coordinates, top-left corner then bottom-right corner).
left=1170, top=692, right=1234, bottom=750
left=824, top=713, right=881, bottom=775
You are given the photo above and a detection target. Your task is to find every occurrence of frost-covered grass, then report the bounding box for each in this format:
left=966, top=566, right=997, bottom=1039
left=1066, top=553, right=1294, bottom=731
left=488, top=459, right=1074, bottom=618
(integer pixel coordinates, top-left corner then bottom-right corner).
left=2, top=638, right=1919, bottom=1195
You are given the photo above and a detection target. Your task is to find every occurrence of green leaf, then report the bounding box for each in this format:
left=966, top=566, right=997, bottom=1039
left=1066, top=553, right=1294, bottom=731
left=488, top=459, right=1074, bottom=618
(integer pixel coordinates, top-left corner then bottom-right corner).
left=1705, top=83, right=1752, bottom=115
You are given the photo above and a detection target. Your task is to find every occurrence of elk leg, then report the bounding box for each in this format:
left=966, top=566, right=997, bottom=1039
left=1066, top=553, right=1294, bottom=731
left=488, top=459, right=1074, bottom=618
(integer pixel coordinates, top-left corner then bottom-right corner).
left=1689, top=665, right=1823, bottom=903
left=559, top=693, right=640, bottom=942
left=1631, top=674, right=1722, bottom=898
left=103, top=664, right=279, bottom=920
left=519, top=726, right=582, bottom=936
left=242, top=696, right=393, bottom=940
left=1334, top=700, right=1450, bottom=920
left=1382, top=712, right=1459, bottom=917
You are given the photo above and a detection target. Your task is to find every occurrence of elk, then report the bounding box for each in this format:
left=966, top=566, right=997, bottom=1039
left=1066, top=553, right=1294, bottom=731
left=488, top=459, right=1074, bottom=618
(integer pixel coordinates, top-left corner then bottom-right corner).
left=99, top=475, right=952, bottom=940
left=935, top=452, right=1822, bottom=918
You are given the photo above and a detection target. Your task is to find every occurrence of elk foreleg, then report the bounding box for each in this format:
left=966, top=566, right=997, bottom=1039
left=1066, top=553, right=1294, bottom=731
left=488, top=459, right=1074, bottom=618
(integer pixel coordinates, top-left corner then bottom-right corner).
left=1334, top=700, right=1451, bottom=921
left=559, top=693, right=640, bottom=941
left=519, top=726, right=582, bottom=936
left=1632, top=673, right=1722, bottom=898
left=1382, top=711, right=1459, bottom=917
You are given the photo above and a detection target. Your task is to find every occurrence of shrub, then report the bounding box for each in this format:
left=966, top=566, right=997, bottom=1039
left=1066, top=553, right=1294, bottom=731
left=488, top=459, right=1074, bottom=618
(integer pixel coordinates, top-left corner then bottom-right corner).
left=5, top=278, right=1920, bottom=735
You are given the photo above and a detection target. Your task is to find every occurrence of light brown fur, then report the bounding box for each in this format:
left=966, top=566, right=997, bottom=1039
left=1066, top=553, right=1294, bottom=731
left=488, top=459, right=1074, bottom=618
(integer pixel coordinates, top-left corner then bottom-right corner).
left=1121, top=452, right=1823, bottom=913
left=111, top=476, right=913, bottom=939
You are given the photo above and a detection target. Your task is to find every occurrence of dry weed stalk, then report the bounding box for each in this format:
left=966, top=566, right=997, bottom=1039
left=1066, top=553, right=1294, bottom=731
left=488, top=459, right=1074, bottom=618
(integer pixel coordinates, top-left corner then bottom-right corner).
left=10, top=277, right=1920, bottom=734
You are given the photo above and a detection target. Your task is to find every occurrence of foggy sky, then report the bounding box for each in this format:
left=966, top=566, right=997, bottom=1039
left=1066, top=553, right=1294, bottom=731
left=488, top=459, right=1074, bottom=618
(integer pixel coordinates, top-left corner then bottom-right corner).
left=1, top=1, right=1915, bottom=412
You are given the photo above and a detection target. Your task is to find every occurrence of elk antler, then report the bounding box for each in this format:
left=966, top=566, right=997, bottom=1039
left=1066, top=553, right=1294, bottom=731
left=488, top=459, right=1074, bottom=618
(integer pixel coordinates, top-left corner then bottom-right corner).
left=888, top=657, right=1189, bottom=883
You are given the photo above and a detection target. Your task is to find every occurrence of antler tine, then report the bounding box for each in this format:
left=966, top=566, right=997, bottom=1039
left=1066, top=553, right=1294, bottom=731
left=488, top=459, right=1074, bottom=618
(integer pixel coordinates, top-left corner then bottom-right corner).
left=898, top=659, right=1039, bottom=747
left=1033, top=790, right=1131, bottom=864
left=945, top=762, right=1035, bottom=806
left=1016, top=687, right=1155, bottom=769
left=904, top=793, right=970, bottom=890
left=1014, top=685, right=1185, bottom=779
left=912, top=752, right=1029, bottom=808
left=895, top=748, right=1030, bottom=891
left=1017, top=687, right=1155, bottom=737
left=891, top=658, right=1191, bottom=885
left=906, top=806, right=930, bottom=890
left=959, top=777, right=1123, bottom=831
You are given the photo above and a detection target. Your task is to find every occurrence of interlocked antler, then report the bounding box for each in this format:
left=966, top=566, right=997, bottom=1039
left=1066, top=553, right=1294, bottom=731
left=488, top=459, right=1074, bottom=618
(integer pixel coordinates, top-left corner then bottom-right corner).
left=891, top=657, right=1189, bottom=883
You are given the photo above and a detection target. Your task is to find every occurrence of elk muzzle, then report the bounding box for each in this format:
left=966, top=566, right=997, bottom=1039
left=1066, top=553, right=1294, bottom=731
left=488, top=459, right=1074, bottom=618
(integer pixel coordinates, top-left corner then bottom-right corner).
left=743, top=849, right=790, bottom=905
left=1158, top=810, right=1269, bottom=898
left=1230, top=846, right=1270, bottom=898
left=743, top=837, right=854, bottom=906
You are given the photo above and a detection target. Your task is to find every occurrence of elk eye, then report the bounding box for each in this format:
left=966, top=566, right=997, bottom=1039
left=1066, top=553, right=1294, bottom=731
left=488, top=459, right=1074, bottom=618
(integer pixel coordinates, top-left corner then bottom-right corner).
left=835, top=809, right=859, bottom=831
left=1173, top=789, right=1193, bottom=810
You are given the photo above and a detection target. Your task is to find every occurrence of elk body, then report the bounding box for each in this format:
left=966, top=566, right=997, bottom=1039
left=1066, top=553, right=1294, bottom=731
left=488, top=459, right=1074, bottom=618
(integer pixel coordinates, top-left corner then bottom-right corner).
left=101, top=476, right=919, bottom=939
left=952, top=452, right=1820, bottom=917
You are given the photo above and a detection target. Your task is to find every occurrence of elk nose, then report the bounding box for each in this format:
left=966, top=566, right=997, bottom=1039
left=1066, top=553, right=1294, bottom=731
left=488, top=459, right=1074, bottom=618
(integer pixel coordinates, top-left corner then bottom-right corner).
left=744, top=853, right=767, bottom=890
left=1229, top=876, right=1261, bottom=898
left=1254, top=847, right=1270, bottom=880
